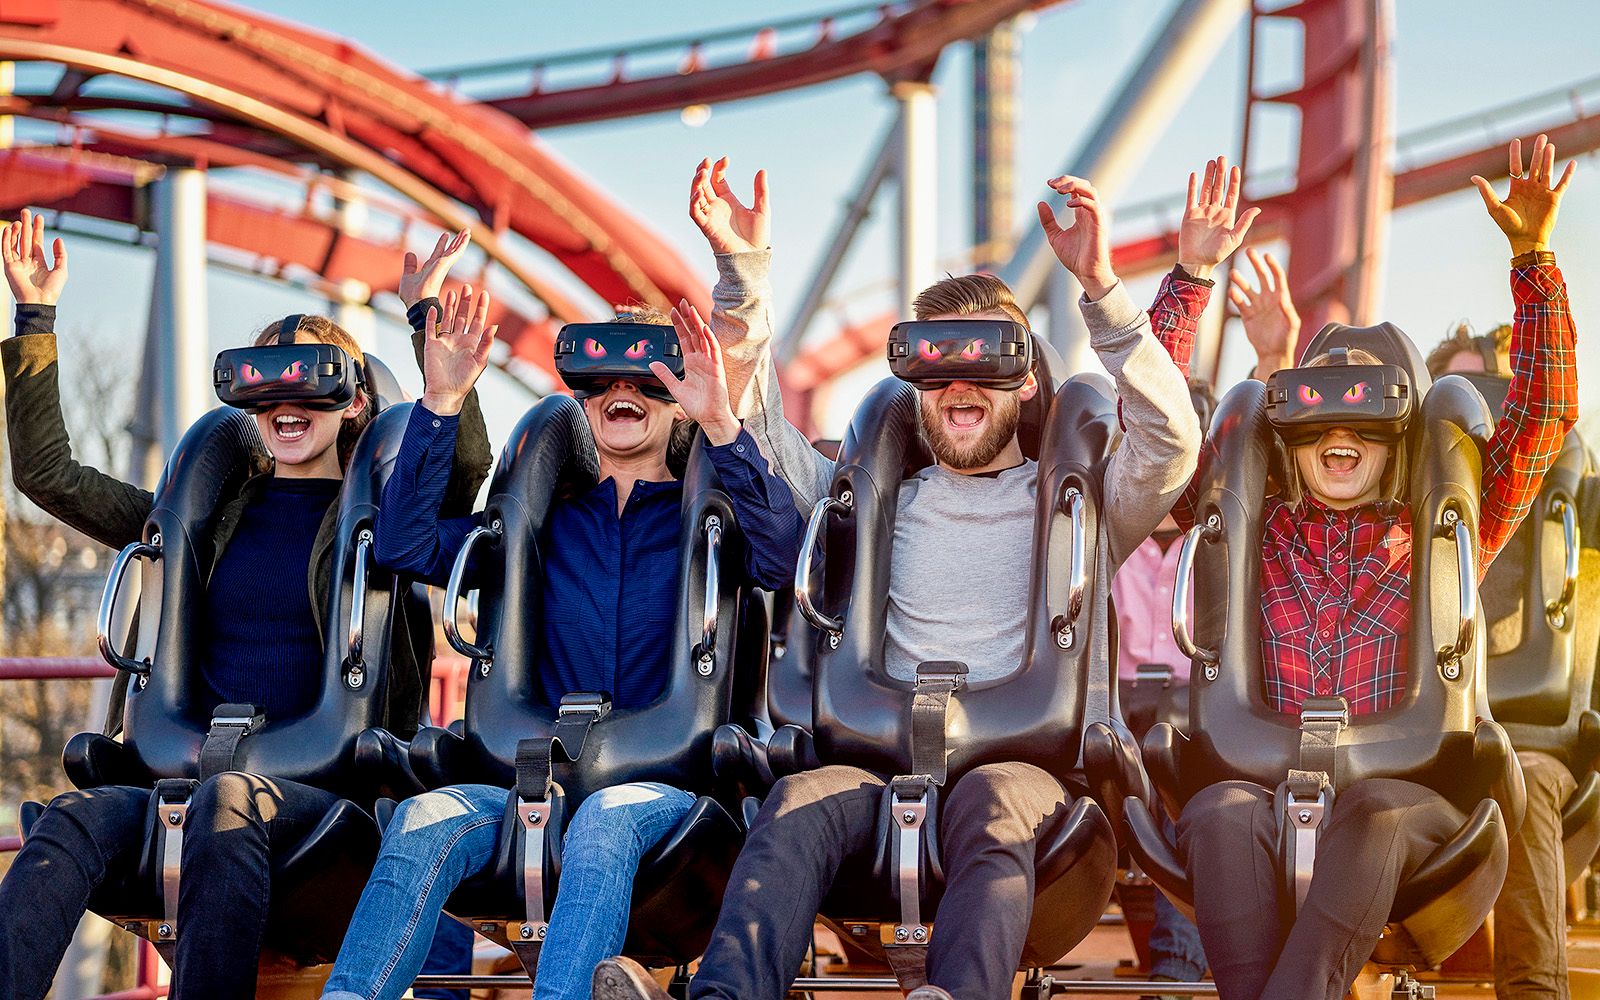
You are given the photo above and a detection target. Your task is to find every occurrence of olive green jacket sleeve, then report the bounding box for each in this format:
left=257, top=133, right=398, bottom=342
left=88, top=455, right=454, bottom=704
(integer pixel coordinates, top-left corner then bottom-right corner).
left=2, top=307, right=153, bottom=549
left=406, top=297, right=492, bottom=517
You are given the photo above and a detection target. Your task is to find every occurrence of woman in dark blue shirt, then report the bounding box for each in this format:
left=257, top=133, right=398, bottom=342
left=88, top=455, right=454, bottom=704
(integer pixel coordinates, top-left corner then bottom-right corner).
left=320, top=294, right=801, bottom=1000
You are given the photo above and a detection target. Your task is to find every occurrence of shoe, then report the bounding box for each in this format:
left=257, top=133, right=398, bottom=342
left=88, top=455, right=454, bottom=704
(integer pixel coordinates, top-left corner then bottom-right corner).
left=905, top=987, right=954, bottom=1000
left=593, top=956, right=672, bottom=1000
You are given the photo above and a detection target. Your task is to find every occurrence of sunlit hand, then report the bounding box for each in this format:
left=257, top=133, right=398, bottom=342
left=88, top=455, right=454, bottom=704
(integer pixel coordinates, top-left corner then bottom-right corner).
left=1228, top=248, right=1299, bottom=378
left=1179, top=156, right=1261, bottom=279
left=689, top=156, right=770, bottom=255
left=1471, top=134, right=1575, bottom=256
left=1036, top=175, right=1116, bottom=300
left=399, top=229, right=471, bottom=308
left=421, top=284, right=497, bottom=417
left=2, top=209, right=68, bottom=306
left=660, top=299, right=741, bottom=446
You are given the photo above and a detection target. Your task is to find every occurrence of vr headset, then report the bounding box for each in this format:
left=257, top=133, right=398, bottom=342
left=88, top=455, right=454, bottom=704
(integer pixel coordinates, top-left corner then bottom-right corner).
left=554, top=321, right=683, bottom=403
left=1265, top=348, right=1413, bottom=446
left=213, top=314, right=365, bottom=412
left=887, top=319, right=1033, bottom=390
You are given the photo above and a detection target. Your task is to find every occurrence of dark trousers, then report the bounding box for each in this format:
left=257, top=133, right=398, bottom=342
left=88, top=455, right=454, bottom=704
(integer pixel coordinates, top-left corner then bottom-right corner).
left=0, top=773, right=340, bottom=1000
left=1177, top=778, right=1465, bottom=1000
left=691, top=761, right=1073, bottom=1000
left=1496, top=750, right=1576, bottom=999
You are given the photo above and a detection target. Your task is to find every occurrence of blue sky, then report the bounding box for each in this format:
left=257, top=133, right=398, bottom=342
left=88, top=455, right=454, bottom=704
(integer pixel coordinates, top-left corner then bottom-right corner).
left=33, top=0, right=1600, bottom=448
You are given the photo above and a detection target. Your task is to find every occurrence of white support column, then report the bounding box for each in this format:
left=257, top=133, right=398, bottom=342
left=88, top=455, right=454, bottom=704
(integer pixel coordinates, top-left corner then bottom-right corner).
left=153, top=167, right=209, bottom=455
left=893, top=80, right=937, bottom=320
left=331, top=174, right=376, bottom=351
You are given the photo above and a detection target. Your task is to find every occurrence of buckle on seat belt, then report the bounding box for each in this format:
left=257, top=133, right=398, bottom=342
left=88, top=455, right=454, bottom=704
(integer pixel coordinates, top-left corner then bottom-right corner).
left=141, top=777, right=199, bottom=965
left=506, top=692, right=611, bottom=976
left=911, top=661, right=967, bottom=787
left=1134, top=663, right=1174, bottom=688
left=199, top=703, right=264, bottom=780
left=1283, top=697, right=1348, bottom=913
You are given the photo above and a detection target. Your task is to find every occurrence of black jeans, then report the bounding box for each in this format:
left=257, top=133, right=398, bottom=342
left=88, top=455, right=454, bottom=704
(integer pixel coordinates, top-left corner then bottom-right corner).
left=0, top=773, right=340, bottom=1000
left=691, top=761, right=1074, bottom=1000
left=1176, top=778, right=1467, bottom=1000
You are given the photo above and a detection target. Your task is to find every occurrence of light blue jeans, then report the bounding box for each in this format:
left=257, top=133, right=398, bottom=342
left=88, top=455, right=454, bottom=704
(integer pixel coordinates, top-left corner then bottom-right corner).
left=321, top=781, right=695, bottom=1000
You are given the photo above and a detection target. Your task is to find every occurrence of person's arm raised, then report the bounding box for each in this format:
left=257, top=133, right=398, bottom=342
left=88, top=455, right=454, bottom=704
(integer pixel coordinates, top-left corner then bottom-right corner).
left=398, top=231, right=492, bottom=515
left=1040, top=178, right=1201, bottom=568
left=1471, top=134, right=1580, bottom=572
left=1, top=212, right=153, bottom=548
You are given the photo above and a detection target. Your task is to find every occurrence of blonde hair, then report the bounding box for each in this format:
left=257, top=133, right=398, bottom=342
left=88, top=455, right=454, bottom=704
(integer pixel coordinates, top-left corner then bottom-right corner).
left=913, top=273, right=1030, bottom=327
left=252, top=315, right=372, bottom=471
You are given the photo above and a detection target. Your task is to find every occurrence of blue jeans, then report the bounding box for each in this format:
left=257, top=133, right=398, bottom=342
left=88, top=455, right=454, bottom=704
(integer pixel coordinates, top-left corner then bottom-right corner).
left=1149, top=814, right=1207, bottom=981
left=321, top=781, right=694, bottom=1000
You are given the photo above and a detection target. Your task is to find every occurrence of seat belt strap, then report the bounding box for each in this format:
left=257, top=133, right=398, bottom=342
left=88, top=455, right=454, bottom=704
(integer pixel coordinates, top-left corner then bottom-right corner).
left=199, top=704, right=264, bottom=780
left=1285, top=697, right=1348, bottom=912
left=910, top=661, right=967, bottom=786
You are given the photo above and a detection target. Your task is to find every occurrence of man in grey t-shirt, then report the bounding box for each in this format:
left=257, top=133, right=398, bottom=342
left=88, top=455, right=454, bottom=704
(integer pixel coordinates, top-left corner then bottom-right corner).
left=596, top=155, right=1257, bottom=1000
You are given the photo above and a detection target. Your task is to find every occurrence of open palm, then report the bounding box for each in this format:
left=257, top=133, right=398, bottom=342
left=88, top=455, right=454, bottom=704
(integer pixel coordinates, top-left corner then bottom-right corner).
left=690, top=157, right=769, bottom=254
left=1179, top=156, right=1260, bottom=274
left=1471, top=134, right=1575, bottom=255
left=422, top=285, right=497, bottom=414
left=399, top=229, right=471, bottom=307
left=660, top=299, right=740, bottom=443
left=2, top=209, right=68, bottom=306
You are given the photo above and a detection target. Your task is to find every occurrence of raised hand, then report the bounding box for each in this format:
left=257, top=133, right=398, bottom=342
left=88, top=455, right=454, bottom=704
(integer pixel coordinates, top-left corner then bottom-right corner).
left=399, top=229, right=471, bottom=308
left=420, top=284, right=497, bottom=417
left=689, top=156, right=770, bottom=255
left=2, top=209, right=68, bottom=306
left=1471, top=134, right=1575, bottom=256
left=1179, top=156, right=1260, bottom=278
left=660, top=299, right=741, bottom=446
left=1037, top=176, right=1116, bottom=301
left=1228, top=248, right=1299, bottom=378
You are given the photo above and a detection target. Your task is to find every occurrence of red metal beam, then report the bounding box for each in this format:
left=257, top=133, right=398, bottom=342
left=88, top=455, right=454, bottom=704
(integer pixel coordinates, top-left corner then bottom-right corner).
left=477, top=0, right=1057, bottom=130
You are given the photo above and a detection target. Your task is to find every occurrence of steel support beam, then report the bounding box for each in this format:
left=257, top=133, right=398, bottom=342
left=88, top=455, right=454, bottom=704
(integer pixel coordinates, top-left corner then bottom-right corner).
left=894, top=79, right=938, bottom=322
left=153, top=166, right=209, bottom=456
left=973, top=20, right=1019, bottom=270
left=331, top=172, right=376, bottom=352
left=1000, top=0, right=1248, bottom=359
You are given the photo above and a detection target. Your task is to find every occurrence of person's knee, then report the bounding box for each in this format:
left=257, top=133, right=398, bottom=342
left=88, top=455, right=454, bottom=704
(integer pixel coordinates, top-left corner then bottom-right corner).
left=943, top=762, right=1060, bottom=832
left=564, top=784, right=681, bottom=860
left=1176, top=781, right=1267, bottom=854
left=1517, top=751, right=1574, bottom=813
left=391, top=786, right=497, bottom=839
left=188, top=771, right=265, bottom=839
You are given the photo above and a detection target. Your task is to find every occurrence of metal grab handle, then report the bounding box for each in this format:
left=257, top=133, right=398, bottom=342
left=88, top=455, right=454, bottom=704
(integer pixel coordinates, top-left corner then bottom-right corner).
left=346, top=529, right=373, bottom=671
left=1062, top=486, right=1087, bottom=626
left=97, top=540, right=161, bottom=675
left=1441, top=514, right=1478, bottom=666
left=699, top=515, right=723, bottom=662
left=795, top=494, right=851, bottom=634
left=1547, top=497, right=1580, bottom=627
left=1171, top=523, right=1217, bottom=666
left=444, top=522, right=502, bottom=661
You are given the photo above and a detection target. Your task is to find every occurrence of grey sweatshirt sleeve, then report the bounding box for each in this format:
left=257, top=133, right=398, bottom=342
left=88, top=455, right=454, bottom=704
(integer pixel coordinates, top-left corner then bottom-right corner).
left=1078, top=281, right=1201, bottom=570
left=711, top=250, right=833, bottom=512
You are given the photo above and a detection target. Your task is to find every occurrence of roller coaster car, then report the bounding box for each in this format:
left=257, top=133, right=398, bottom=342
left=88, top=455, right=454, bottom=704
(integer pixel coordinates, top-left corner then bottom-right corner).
left=1084, top=325, right=1526, bottom=982
left=1464, top=372, right=1600, bottom=881
left=734, top=353, right=1120, bottom=992
left=403, top=395, right=759, bottom=979
left=20, top=357, right=430, bottom=967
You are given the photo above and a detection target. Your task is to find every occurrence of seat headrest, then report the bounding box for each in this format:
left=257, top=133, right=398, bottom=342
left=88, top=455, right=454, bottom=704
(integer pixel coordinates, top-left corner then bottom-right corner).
left=1300, top=321, right=1432, bottom=399
left=362, top=354, right=408, bottom=412
left=1016, top=333, right=1059, bottom=460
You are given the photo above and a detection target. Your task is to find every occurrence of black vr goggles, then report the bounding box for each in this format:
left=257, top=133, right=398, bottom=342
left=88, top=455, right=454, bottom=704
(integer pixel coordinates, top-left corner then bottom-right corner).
left=213, top=314, right=365, bottom=412
left=1265, top=347, right=1413, bottom=446
left=887, top=319, right=1034, bottom=390
left=554, top=321, right=684, bottom=403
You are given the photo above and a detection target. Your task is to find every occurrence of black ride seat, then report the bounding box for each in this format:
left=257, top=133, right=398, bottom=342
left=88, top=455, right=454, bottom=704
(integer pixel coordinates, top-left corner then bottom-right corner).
left=1465, top=372, right=1600, bottom=881
left=763, top=344, right=1119, bottom=992
left=404, top=394, right=755, bottom=978
left=20, top=356, right=428, bottom=967
left=1086, top=323, right=1527, bottom=979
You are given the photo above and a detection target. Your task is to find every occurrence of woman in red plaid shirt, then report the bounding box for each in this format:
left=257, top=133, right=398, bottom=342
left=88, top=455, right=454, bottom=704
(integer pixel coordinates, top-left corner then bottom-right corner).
left=1150, top=136, right=1580, bottom=1000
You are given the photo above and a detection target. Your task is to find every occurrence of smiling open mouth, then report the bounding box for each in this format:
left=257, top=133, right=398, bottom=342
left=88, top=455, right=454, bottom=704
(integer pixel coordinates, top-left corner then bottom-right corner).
left=272, top=414, right=310, bottom=441
left=1321, top=445, right=1360, bottom=473
left=604, top=399, right=646, bottom=423
left=944, top=404, right=987, bottom=430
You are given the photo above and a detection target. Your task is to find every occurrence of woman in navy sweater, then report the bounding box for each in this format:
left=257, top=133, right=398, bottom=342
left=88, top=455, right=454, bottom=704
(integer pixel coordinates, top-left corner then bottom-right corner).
left=318, top=295, right=801, bottom=1000
left=0, top=216, right=490, bottom=1000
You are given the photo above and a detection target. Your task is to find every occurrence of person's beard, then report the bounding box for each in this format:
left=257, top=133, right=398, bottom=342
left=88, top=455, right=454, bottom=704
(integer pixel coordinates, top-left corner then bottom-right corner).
left=918, top=388, right=1022, bottom=470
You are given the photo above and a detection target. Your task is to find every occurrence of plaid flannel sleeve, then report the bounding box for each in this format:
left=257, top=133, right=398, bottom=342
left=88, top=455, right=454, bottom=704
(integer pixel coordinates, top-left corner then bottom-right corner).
left=1146, top=269, right=1211, bottom=529
left=1478, top=261, right=1580, bottom=573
